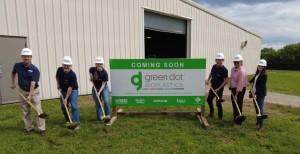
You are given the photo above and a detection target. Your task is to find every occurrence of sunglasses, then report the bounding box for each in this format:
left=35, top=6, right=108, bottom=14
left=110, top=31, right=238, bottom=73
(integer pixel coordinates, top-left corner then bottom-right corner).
left=233, top=61, right=240, bottom=64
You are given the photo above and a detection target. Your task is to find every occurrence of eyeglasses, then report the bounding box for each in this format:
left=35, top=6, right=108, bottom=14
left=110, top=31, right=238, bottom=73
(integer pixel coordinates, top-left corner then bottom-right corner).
left=233, top=61, right=239, bottom=64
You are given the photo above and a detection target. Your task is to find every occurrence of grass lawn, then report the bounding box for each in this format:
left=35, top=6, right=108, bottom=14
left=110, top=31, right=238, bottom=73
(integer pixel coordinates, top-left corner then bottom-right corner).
left=1, top=70, right=299, bottom=153
left=0, top=95, right=299, bottom=153
left=248, top=70, right=300, bottom=96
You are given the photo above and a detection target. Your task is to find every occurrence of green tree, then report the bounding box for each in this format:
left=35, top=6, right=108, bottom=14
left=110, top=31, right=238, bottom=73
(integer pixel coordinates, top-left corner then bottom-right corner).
left=261, top=43, right=300, bottom=70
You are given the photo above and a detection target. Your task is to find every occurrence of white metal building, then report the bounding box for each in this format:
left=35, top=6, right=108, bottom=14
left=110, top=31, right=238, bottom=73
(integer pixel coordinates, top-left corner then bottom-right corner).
left=0, top=0, right=261, bottom=104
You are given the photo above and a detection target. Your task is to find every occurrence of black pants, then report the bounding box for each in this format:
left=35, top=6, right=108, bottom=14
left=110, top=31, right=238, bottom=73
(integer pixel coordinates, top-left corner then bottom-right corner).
left=231, top=87, right=246, bottom=120
left=207, top=87, right=224, bottom=118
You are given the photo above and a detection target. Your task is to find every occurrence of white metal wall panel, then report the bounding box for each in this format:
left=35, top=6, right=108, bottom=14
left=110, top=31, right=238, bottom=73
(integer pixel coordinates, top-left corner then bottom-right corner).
left=4, top=0, right=18, bottom=35
left=35, top=0, right=48, bottom=99
left=0, top=0, right=261, bottom=100
left=0, top=0, right=8, bottom=34
left=16, top=0, right=28, bottom=36
left=44, top=0, right=57, bottom=98
left=75, top=0, right=86, bottom=94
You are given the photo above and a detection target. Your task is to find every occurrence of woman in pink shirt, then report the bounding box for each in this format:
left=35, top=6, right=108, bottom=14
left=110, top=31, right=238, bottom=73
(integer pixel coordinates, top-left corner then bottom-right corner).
left=230, top=54, right=247, bottom=125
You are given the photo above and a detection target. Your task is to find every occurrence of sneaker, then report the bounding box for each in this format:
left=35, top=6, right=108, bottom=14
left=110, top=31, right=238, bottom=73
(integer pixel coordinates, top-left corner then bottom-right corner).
left=39, top=130, right=46, bottom=136
left=25, top=129, right=34, bottom=135
left=258, top=126, right=264, bottom=132
left=64, top=121, right=70, bottom=126
left=74, top=125, right=80, bottom=131
left=96, top=120, right=103, bottom=123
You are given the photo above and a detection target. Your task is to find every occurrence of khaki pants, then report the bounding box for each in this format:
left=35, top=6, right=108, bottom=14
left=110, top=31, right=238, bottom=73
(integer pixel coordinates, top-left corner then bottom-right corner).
left=19, top=88, right=46, bottom=131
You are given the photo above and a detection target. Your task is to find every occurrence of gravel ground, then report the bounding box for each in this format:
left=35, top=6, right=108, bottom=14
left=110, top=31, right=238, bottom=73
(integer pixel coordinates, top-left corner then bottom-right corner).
left=206, top=86, right=300, bottom=108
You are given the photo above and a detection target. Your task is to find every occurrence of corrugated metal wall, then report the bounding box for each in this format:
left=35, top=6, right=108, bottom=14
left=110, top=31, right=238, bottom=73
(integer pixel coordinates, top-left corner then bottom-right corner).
left=0, top=0, right=261, bottom=100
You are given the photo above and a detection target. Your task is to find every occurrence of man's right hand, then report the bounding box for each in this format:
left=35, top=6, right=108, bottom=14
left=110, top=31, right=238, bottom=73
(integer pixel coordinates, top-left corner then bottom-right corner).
left=63, top=99, right=68, bottom=106
left=10, top=84, right=16, bottom=89
left=205, top=80, right=210, bottom=85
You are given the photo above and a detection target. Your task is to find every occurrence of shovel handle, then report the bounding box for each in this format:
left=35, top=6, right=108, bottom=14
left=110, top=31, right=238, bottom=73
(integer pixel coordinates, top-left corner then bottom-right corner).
left=210, top=86, right=220, bottom=100
left=91, top=81, right=107, bottom=117
left=14, top=89, right=41, bottom=115
left=59, top=90, right=73, bottom=123
left=231, top=93, right=243, bottom=116
left=249, top=89, right=263, bottom=116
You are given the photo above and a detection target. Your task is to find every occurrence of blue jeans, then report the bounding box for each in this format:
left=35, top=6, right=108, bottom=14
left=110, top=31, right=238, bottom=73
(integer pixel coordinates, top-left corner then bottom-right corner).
left=60, top=90, right=80, bottom=124
left=92, top=85, right=110, bottom=121
left=207, top=87, right=224, bottom=118
left=254, top=96, right=265, bottom=126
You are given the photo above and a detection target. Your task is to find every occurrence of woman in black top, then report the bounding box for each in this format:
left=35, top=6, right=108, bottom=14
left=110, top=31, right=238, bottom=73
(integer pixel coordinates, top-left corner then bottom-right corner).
left=249, top=59, right=267, bottom=131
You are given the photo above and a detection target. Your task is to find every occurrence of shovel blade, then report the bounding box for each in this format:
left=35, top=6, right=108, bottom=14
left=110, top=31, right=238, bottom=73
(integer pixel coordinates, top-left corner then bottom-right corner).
left=38, top=113, right=49, bottom=119
left=236, top=115, right=246, bottom=123
left=217, top=98, right=226, bottom=103
left=102, top=116, right=111, bottom=124
left=66, top=122, right=78, bottom=130
left=259, top=114, right=268, bottom=119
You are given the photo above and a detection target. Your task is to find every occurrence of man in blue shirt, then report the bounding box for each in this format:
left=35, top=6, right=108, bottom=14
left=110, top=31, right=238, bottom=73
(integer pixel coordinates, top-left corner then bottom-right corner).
left=56, top=56, right=80, bottom=130
left=11, top=48, right=46, bottom=135
left=205, top=53, right=228, bottom=119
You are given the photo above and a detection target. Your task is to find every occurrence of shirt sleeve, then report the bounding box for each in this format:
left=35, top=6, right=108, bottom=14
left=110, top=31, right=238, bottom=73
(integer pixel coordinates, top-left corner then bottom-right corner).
left=223, top=68, right=228, bottom=78
left=12, top=63, right=17, bottom=74
left=69, top=72, right=78, bottom=87
left=56, top=67, right=60, bottom=78
left=89, top=67, right=94, bottom=74
left=236, top=71, right=246, bottom=92
left=103, top=70, right=109, bottom=82
left=31, top=67, right=40, bottom=82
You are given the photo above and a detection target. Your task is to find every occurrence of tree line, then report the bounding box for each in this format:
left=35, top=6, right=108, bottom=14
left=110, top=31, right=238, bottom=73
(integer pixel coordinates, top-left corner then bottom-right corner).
left=261, top=43, right=300, bottom=70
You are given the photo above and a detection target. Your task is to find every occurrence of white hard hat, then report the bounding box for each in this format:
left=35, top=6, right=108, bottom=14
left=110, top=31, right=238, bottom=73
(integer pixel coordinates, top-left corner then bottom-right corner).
left=233, top=54, right=243, bottom=61
left=62, top=56, right=72, bottom=65
left=21, top=48, right=32, bottom=56
left=95, top=56, right=104, bottom=64
left=215, top=53, right=224, bottom=59
left=257, top=59, right=267, bottom=66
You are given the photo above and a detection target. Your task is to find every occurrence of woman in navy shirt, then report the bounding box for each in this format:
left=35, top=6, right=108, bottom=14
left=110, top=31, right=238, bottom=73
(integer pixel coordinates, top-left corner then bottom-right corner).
left=249, top=59, right=268, bottom=131
left=56, top=56, right=80, bottom=130
left=89, top=56, right=111, bottom=122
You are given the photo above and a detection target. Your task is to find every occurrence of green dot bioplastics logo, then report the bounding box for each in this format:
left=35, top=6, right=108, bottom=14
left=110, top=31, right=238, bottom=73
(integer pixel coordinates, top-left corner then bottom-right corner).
left=131, top=71, right=142, bottom=90
left=130, top=71, right=184, bottom=91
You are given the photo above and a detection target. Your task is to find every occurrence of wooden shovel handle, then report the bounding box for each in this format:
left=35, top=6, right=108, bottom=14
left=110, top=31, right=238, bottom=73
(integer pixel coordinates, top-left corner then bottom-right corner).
left=91, top=81, right=107, bottom=117
left=210, top=86, right=220, bottom=100
left=15, top=89, right=41, bottom=114
left=249, top=88, right=262, bottom=116
left=59, top=90, right=73, bottom=123
left=231, top=93, right=242, bottom=116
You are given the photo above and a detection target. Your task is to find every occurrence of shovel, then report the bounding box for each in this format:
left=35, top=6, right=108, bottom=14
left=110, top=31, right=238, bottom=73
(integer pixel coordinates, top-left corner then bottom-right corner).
left=59, top=90, right=78, bottom=130
left=231, top=93, right=246, bottom=123
left=15, top=89, right=49, bottom=119
left=91, top=82, right=111, bottom=123
left=249, top=89, right=268, bottom=119
left=210, top=86, right=225, bottom=102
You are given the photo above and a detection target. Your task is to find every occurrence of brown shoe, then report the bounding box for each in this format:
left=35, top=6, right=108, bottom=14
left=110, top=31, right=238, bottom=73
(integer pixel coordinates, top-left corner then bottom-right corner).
left=24, top=129, right=34, bottom=135
left=39, top=130, right=46, bottom=136
left=258, top=126, right=264, bottom=132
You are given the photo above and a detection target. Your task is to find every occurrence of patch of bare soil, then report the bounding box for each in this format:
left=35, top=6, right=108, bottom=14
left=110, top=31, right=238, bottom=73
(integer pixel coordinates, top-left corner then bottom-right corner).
left=78, top=100, right=94, bottom=107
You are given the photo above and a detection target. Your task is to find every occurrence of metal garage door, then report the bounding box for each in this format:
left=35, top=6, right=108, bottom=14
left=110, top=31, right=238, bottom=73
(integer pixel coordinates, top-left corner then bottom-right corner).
left=144, top=11, right=186, bottom=34
left=0, top=36, right=27, bottom=104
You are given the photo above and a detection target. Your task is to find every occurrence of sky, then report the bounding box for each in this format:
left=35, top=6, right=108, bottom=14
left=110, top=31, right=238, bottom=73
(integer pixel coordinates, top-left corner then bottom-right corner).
left=193, top=0, right=300, bottom=49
